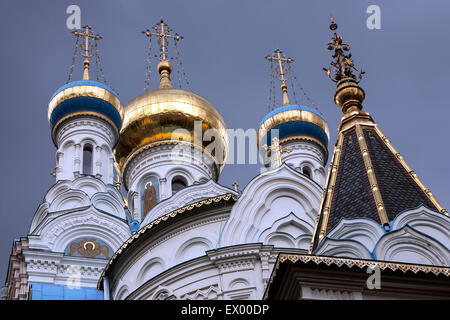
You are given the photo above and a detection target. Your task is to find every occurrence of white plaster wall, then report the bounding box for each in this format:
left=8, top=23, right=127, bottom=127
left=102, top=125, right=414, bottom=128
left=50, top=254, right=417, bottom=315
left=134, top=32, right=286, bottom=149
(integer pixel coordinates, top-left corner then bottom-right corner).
left=54, top=116, right=117, bottom=184
left=281, top=139, right=326, bottom=186
left=111, top=212, right=227, bottom=296
left=112, top=244, right=290, bottom=300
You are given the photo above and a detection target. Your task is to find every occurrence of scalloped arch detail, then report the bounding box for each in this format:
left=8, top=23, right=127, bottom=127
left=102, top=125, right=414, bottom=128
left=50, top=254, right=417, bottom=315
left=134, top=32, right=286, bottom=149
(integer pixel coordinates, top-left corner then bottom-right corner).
left=220, top=164, right=322, bottom=246
left=375, top=226, right=450, bottom=265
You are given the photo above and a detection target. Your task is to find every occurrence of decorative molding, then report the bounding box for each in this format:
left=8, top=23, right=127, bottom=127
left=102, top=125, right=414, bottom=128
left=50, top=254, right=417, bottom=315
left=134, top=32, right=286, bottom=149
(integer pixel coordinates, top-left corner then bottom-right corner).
left=55, top=116, right=117, bottom=147
left=281, top=138, right=326, bottom=166
left=24, top=250, right=107, bottom=286
left=123, top=142, right=218, bottom=190
left=30, top=176, right=126, bottom=234
left=324, top=217, right=385, bottom=253
left=28, top=208, right=130, bottom=255
left=181, top=285, right=220, bottom=300
left=5, top=238, right=30, bottom=300
left=314, top=205, right=450, bottom=265
left=278, top=254, right=450, bottom=276
left=221, top=164, right=322, bottom=246
left=374, top=226, right=450, bottom=265
left=142, top=180, right=237, bottom=225
left=99, top=193, right=238, bottom=288
left=258, top=212, right=314, bottom=250
left=315, top=238, right=372, bottom=259
left=300, top=287, right=362, bottom=300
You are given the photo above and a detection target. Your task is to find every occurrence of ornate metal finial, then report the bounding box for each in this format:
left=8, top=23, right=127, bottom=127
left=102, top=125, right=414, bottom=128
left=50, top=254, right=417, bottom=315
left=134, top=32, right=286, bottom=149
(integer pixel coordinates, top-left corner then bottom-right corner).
left=263, top=137, right=292, bottom=169
left=142, top=18, right=183, bottom=89
left=72, top=25, right=102, bottom=80
left=266, top=49, right=294, bottom=105
left=142, top=18, right=183, bottom=62
left=323, top=17, right=365, bottom=83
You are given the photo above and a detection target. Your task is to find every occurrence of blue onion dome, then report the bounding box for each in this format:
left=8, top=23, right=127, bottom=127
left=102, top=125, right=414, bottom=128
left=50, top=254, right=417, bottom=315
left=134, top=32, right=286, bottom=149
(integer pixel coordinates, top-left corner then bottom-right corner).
left=47, top=80, right=124, bottom=142
left=257, top=104, right=330, bottom=162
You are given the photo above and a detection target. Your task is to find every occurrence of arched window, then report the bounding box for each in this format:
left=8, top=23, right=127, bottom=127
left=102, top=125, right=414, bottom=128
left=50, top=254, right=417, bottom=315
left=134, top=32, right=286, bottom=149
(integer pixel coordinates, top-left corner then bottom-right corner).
left=82, top=144, right=93, bottom=175
left=172, top=177, right=187, bottom=195
left=302, top=166, right=312, bottom=179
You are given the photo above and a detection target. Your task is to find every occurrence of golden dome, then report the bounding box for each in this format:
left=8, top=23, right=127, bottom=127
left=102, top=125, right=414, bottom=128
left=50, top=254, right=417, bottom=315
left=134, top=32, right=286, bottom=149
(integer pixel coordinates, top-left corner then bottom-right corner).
left=114, top=85, right=229, bottom=175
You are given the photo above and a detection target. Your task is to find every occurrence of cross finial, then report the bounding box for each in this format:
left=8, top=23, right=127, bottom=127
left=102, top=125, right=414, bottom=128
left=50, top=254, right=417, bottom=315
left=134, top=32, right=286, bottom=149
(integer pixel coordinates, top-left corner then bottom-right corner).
left=266, top=49, right=294, bottom=105
left=72, top=25, right=102, bottom=80
left=263, top=137, right=292, bottom=169
left=142, top=18, right=183, bottom=62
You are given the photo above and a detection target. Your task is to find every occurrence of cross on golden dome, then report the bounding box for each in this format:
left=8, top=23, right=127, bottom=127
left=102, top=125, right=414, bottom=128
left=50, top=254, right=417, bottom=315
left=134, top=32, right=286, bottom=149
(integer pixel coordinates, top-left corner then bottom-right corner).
left=72, top=25, right=102, bottom=80
left=266, top=49, right=294, bottom=106
left=142, top=18, right=183, bottom=61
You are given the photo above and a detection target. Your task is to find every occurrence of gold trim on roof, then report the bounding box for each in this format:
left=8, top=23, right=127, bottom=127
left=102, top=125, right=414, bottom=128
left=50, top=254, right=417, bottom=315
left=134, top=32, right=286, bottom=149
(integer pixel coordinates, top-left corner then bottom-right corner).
left=309, top=131, right=344, bottom=253
left=355, top=124, right=389, bottom=227
left=264, top=253, right=450, bottom=299
left=97, top=193, right=238, bottom=289
left=374, top=125, right=448, bottom=216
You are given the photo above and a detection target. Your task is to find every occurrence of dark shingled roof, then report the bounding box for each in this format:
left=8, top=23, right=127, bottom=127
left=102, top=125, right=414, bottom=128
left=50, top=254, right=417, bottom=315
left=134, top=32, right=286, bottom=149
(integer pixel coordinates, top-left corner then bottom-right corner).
left=363, top=128, right=436, bottom=220
left=328, top=129, right=378, bottom=230
left=312, top=124, right=441, bottom=251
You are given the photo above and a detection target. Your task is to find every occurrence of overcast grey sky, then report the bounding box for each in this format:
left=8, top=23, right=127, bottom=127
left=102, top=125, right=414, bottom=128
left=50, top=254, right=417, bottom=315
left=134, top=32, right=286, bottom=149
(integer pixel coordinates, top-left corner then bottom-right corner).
left=1, top=0, right=449, bottom=281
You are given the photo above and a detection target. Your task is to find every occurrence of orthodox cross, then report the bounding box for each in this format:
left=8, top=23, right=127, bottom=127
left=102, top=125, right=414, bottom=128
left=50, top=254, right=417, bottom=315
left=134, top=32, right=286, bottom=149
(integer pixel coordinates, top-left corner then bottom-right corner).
left=142, top=18, right=183, bottom=61
left=323, top=16, right=365, bottom=83
left=263, top=137, right=292, bottom=169
left=265, top=49, right=294, bottom=105
left=72, top=25, right=102, bottom=80
left=232, top=182, right=239, bottom=193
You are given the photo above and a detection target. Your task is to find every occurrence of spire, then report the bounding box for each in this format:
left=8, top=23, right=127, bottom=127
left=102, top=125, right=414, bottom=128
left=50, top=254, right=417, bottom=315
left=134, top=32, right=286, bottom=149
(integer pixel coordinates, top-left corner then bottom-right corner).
left=322, top=17, right=367, bottom=114
left=72, top=25, right=102, bottom=80
left=309, top=17, right=447, bottom=253
left=142, top=18, right=183, bottom=89
left=266, top=49, right=294, bottom=105
left=323, top=17, right=365, bottom=84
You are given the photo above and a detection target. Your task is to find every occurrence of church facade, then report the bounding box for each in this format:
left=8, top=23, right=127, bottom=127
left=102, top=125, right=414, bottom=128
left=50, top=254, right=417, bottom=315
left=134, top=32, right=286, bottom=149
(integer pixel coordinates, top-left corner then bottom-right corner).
left=3, top=19, right=449, bottom=300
